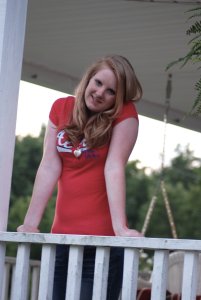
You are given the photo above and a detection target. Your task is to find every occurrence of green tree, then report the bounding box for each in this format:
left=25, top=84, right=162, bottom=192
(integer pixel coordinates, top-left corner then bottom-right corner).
left=164, top=145, right=200, bottom=189
left=166, top=7, right=201, bottom=115
left=125, top=161, right=153, bottom=231
left=138, top=146, right=201, bottom=239
left=10, top=126, right=45, bottom=203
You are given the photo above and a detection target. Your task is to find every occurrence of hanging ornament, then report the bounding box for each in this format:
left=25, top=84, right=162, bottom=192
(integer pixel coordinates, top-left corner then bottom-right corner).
left=73, top=148, right=82, bottom=158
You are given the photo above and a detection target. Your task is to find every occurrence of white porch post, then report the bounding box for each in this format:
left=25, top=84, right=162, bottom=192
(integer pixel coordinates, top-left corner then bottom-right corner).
left=0, top=0, right=28, bottom=231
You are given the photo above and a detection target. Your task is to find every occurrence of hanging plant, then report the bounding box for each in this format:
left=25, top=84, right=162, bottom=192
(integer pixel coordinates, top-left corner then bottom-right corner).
left=166, top=7, right=201, bottom=116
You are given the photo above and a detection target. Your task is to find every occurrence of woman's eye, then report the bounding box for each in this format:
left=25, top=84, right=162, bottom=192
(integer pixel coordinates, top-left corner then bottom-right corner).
left=107, top=89, right=115, bottom=96
left=95, top=79, right=102, bottom=86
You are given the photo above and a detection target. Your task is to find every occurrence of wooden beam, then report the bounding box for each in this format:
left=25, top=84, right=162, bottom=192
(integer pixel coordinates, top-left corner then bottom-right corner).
left=0, top=0, right=28, bottom=230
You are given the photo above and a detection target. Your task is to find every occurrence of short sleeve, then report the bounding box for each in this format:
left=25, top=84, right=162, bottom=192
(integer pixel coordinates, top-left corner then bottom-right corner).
left=49, top=96, right=75, bottom=127
left=49, top=98, right=61, bottom=126
left=113, top=101, right=138, bottom=127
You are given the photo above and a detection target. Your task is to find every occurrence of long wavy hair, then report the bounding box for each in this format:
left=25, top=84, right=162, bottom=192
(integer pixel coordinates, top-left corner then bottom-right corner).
left=65, top=54, right=143, bottom=148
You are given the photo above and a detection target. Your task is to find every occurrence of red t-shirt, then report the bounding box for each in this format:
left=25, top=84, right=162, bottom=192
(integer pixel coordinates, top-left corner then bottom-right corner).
left=49, top=96, right=138, bottom=236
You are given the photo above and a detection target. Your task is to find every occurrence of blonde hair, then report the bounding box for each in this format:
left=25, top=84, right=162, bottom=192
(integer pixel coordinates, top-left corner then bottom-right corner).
left=65, top=54, right=142, bottom=148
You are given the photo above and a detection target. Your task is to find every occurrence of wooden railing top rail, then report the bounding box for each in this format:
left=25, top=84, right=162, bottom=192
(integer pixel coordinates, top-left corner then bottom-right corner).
left=0, top=231, right=201, bottom=251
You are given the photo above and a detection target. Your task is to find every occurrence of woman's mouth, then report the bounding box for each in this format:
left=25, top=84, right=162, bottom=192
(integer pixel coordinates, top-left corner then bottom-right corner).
left=92, top=95, right=103, bottom=105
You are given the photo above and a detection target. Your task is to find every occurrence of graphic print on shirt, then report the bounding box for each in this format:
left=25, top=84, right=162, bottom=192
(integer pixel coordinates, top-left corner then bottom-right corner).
left=56, top=130, right=99, bottom=159
left=57, top=130, right=88, bottom=153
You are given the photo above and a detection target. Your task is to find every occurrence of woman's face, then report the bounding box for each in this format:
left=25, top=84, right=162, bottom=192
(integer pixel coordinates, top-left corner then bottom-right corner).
left=84, top=68, right=117, bottom=113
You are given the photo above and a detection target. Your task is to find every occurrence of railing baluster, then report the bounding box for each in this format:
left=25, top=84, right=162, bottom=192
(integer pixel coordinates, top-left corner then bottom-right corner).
left=11, top=243, right=30, bottom=300
left=92, top=246, right=110, bottom=300
left=181, top=251, right=199, bottom=300
left=66, top=245, right=84, bottom=300
left=30, top=265, right=40, bottom=300
left=121, top=248, right=139, bottom=300
left=38, top=244, right=56, bottom=300
left=10, top=264, right=16, bottom=300
left=151, top=250, right=169, bottom=300
left=2, top=263, right=10, bottom=300
left=0, top=242, right=6, bottom=300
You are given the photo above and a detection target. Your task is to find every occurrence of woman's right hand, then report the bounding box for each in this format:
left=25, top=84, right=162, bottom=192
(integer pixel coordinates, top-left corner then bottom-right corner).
left=17, top=224, right=40, bottom=233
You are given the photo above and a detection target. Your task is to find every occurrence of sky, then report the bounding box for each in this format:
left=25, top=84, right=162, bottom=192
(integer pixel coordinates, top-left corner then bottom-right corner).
left=16, top=81, right=201, bottom=171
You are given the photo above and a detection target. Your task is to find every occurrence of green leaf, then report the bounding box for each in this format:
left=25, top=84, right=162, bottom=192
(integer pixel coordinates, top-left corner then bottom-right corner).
left=166, top=6, right=201, bottom=115
left=187, top=21, right=201, bottom=35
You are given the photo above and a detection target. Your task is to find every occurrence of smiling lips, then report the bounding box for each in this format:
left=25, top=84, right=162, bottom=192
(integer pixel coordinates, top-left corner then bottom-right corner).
left=92, top=95, right=103, bottom=105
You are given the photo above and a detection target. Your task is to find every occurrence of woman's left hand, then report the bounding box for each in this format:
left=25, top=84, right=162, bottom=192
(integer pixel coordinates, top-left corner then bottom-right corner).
left=115, top=227, right=144, bottom=237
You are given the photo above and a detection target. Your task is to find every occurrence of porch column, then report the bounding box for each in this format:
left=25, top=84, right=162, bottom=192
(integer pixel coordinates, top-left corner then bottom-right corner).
left=0, top=0, right=28, bottom=231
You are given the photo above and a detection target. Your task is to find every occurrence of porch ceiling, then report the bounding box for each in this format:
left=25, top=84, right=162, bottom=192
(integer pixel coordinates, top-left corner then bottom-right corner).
left=22, top=0, right=201, bottom=132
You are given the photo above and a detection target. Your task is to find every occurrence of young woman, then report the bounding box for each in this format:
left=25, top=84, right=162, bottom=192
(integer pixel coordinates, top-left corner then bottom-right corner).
left=17, top=54, right=143, bottom=300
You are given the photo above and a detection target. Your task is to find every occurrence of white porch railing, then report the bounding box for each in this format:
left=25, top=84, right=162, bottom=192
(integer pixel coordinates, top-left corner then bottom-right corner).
left=3, top=256, right=40, bottom=300
left=0, top=232, right=201, bottom=300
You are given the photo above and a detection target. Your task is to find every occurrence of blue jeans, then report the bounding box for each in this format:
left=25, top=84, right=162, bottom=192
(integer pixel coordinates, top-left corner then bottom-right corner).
left=52, top=245, right=124, bottom=300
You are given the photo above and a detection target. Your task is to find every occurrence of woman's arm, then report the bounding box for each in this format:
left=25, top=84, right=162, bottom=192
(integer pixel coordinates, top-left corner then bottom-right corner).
left=104, top=117, right=143, bottom=237
left=17, top=120, right=61, bottom=233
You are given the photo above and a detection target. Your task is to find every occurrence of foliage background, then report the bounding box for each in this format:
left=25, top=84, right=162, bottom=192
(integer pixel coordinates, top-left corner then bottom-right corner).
left=166, top=6, right=201, bottom=115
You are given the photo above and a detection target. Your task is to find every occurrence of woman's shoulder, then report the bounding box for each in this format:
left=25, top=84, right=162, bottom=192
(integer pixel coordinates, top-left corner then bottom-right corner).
left=49, top=95, right=75, bottom=126
left=52, top=95, right=75, bottom=108
left=113, top=101, right=138, bottom=126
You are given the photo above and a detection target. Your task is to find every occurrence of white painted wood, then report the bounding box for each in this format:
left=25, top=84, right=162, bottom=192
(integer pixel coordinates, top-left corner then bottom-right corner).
left=167, top=251, right=184, bottom=293
left=151, top=250, right=169, bottom=300
left=121, top=249, right=139, bottom=299
left=2, top=233, right=201, bottom=252
left=181, top=251, right=199, bottom=300
left=66, top=245, right=84, bottom=300
left=92, top=247, right=110, bottom=300
left=10, top=264, right=16, bottom=300
left=38, top=244, right=56, bottom=300
left=121, top=248, right=139, bottom=300
left=2, top=233, right=201, bottom=299
left=2, top=263, right=10, bottom=300
left=0, top=0, right=28, bottom=231
left=11, top=243, right=31, bottom=300
left=0, top=243, right=6, bottom=300
left=31, top=266, right=40, bottom=300
left=3, top=256, right=40, bottom=300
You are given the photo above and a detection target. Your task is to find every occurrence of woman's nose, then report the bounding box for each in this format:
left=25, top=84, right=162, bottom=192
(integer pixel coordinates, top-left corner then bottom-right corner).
left=96, top=87, right=104, bottom=98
